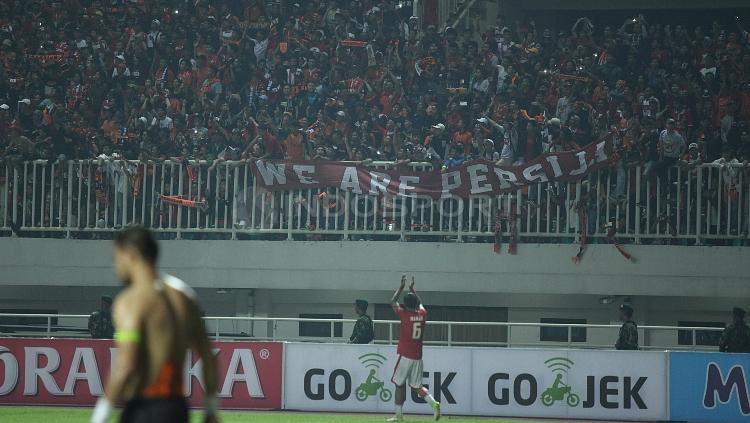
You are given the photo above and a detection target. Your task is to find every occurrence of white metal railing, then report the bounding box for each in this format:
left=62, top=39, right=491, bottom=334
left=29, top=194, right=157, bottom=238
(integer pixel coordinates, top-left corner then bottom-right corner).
left=0, top=313, right=725, bottom=351
left=0, top=159, right=748, bottom=244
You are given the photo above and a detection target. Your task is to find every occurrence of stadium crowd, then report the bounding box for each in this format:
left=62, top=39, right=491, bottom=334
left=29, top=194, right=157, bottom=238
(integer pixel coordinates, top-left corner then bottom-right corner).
left=0, top=1, right=749, bottom=238
left=1, top=0, right=749, bottom=168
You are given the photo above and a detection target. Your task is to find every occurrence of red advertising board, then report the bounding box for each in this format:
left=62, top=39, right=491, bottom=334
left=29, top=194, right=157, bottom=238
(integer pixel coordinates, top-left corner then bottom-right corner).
left=0, top=338, right=282, bottom=409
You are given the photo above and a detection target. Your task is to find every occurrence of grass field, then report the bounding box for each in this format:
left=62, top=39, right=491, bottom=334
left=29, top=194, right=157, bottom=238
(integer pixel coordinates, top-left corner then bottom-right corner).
left=0, top=407, right=584, bottom=423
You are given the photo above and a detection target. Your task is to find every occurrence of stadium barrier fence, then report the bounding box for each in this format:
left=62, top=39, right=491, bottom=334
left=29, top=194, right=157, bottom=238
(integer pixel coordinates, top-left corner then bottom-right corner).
left=0, top=160, right=748, bottom=244
left=0, top=313, right=724, bottom=351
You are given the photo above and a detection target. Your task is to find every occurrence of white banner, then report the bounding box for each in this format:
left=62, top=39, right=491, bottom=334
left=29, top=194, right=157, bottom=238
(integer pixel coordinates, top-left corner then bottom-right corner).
left=283, top=343, right=472, bottom=415
left=472, top=348, right=668, bottom=421
left=283, top=343, right=668, bottom=421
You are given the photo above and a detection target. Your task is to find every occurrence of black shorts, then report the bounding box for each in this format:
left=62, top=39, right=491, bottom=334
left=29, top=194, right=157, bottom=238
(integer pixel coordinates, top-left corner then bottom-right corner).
left=120, top=397, right=189, bottom=423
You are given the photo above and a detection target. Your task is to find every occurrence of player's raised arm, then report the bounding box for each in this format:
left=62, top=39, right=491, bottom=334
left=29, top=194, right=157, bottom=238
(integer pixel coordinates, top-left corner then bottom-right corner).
left=410, top=276, right=425, bottom=311
left=391, top=275, right=407, bottom=313
left=188, top=301, right=220, bottom=423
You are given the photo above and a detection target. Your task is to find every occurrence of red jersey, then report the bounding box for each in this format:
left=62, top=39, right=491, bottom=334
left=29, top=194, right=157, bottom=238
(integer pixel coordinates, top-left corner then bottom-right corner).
left=396, top=306, right=427, bottom=360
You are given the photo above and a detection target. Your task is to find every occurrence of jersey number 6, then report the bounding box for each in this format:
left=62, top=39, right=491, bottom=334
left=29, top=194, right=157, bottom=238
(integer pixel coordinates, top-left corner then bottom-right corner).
left=412, top=322, right=423, bottom=340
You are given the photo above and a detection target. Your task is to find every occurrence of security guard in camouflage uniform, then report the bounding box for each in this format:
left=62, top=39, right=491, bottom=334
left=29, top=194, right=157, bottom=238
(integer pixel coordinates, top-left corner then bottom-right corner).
left=88, top=295, right=114, bottom=339
left=719, top=307, right=750, bottom=353
left=615, top=303, right=639, bottom=350
left=349, top=299, right=374, bottom=344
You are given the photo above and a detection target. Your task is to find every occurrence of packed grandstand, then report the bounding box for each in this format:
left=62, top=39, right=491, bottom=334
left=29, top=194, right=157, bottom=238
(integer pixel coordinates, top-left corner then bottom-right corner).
left=1, top=3, right=750, bottom=423
left=1, top=1, right=748, bottom=162
left=0, top=0, right=748, bottom=244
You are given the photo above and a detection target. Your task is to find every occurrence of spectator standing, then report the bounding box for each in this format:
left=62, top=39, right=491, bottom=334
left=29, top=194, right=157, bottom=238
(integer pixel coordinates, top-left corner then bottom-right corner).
left=719, top=307, right=750, bottom=353
left=680, top=143, right=704, bottom=168
left=647, top=118, right=686, bottom=180
left=349, top=299, right=374, bottom=344
left=451, top=119, right=474, bottom=156
left=495, top=121, right=518, bottom=167
left=478, top=139, right=499, bottom=161
left=88, top=295, right=114, bottom=339
left=442, top=144, right=465, bottom=171
left=424, top=123, right=449, bottom=160
left=283, top=127, right=307, bottom=160
left=615, top=303, right=639, bottom=350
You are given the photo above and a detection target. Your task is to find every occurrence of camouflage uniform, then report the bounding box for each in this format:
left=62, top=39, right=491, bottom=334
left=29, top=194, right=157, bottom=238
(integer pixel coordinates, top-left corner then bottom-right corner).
left=615, top=320, right=639, bottom=350
left=349, top=314, right=374, bottom=344
left=88, top=310, right=114, bottom=339
left=719, top=321, right=750, bottom=353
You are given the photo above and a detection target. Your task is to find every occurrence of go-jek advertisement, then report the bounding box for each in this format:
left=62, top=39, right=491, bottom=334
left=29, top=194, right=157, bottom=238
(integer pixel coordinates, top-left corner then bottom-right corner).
left=283, top=343, right=471, bottom=415
left=283, top=343, right=668, bottom=420
left=471, top=348, right=668, bottom=420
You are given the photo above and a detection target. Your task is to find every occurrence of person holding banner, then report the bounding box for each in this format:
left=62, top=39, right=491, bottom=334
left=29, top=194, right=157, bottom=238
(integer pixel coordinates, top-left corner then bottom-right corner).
left=388, top=275, right=441, bottom=422
left=91, top=226, right=220, bottom=423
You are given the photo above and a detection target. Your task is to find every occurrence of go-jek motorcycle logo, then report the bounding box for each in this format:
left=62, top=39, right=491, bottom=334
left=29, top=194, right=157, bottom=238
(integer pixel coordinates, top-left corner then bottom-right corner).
left=541, top=357, right=581, bottom=407
left=355, top=353, right=392, bottom=402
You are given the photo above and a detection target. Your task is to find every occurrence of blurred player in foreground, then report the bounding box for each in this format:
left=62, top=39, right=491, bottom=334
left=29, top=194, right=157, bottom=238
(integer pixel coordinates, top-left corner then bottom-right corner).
left=91, top=226, right=219, bottom=423
left=388, top=275, right=441, bottom=421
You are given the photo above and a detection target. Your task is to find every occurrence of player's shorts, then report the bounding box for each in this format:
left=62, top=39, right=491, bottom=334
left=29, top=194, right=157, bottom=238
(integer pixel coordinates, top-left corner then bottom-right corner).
left=120, top=397, right=188, bottom=423
left=391, top=355, right=424, bottom=389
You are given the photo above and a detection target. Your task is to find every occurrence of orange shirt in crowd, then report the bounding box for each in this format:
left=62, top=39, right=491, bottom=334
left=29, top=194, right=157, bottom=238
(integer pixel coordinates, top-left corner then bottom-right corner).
left=379, top=92, right=398, bottom=115
left=284, top=131, right=305, bottom=160
left=451, top=130, right=473, bottom=155
left=178, top=70, right=195, bottom=90
left=101, top=119, right=119, bottom=142
left=168, top=98, right=182, bottom=113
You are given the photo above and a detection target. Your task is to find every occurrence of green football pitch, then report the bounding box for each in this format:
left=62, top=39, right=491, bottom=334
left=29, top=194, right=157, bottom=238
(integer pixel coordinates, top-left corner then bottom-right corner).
left=0, top=407, right=585, bottom=423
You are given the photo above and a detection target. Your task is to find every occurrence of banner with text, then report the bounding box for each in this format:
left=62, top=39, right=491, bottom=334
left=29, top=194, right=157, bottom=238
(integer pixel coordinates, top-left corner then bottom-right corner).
left=283, top=343, right=668, bottom=421
left=472, top=348, right=668, bottom=421
left=0, top=338, right=283, bottom=409
left=251, top=137, right=614, bottom=199
left=283, top=343, right=472, bottom=415
left=670, top=352, right=750, bottom=423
